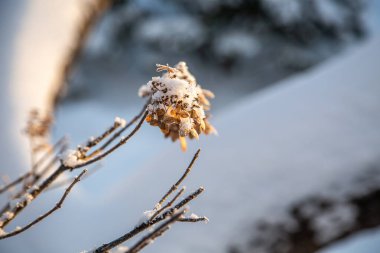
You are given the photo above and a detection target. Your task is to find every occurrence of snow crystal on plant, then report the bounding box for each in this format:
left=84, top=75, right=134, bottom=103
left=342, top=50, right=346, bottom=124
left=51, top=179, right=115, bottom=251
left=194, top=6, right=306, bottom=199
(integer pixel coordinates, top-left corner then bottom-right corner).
left=114, top=116, right=127, bottom=127
left=179, top=118, right=194, bottom=137
left=138, top=209, right=156, bottom=224
left=189, top=213, right=199, bottom=219
left=0, top=211, right=15, bottom=226
left=0, top=228, right=6, bottom=236
left=3, top=211, right=14, bottom=220
left=9, top=193, right=34, bottom=209
left=61, top=149, right=83, bottom=168
left=138, top=85, right=151, bottom=98
left=113, top=245, right=129, bottom=253
left=153, top=203, right=162, bottom=211
left=149, top=77, right=198, bottom=110
left=24, top=193, right=34, bottom=202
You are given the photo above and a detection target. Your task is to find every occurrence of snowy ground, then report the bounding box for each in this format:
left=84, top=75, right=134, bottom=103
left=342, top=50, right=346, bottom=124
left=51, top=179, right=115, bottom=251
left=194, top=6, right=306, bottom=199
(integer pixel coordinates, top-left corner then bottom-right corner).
left=1, top=1, right=380, bottom=253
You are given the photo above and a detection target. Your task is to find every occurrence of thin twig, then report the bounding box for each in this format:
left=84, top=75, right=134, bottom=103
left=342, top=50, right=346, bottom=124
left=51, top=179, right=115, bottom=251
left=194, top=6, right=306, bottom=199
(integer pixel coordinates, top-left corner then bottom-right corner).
left=46, top=163, right=102, bottom=192
left=0, top=173, right=31, bottom=195
left=126, top=209, right=187, bottom=253
left=86, top=100, right=149, bottom=158
left=0, top=137, right=67, bottom=195
left=178, top=217, right=209, bottom=223
left=0, top=166, right=67, bottom=229
left=26, top=142, right=67, bottom=188
left=93, top=187, right=204, bottom=253
left=149, top=187, right=186, bottom=222
left=0, top=169, right=87, bottom=239
left=82, top=123, right=120, bottom=152
left=31, top=136, right=68, bottom=175
left=0, top=156, right=62, bottom=217
left=74, top=111, right=148, bottom=169
left=0, top=106, right=147, bottom=227
left=156, top=149, right=200, bottom=207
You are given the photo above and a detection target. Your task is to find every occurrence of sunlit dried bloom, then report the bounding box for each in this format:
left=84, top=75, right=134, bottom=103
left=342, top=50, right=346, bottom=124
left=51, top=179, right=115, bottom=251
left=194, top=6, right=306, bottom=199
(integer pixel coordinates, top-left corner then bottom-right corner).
left=139, top=62, right=216, bottom=151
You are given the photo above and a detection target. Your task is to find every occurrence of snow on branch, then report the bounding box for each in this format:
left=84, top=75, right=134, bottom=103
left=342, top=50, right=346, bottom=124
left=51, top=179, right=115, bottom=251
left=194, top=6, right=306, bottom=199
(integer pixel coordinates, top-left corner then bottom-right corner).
left=90, top=149, right=208, bottom=253
left=0, top=61, right=212, bottom=253
left=0, top=101, right=148, bottom=231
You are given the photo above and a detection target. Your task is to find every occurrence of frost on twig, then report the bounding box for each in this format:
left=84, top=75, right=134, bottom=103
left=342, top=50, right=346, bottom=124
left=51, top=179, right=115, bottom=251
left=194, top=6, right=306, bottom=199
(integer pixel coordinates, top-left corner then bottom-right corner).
left=139, top=62, right=216, bottom=151
left=1, top=62, right=211, bottom=253
left=0, top=101, right=148, bottom=232
left=0, top=169, right=86, bottom=239
left=126, top=209, right=187, bottom=253
left=91, top=149, right=208, bottom=253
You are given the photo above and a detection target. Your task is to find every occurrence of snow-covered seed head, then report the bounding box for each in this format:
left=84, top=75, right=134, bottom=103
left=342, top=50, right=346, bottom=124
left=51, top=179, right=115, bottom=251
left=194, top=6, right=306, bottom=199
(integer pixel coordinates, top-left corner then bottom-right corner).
left=139, top=62, right=216, bottom=151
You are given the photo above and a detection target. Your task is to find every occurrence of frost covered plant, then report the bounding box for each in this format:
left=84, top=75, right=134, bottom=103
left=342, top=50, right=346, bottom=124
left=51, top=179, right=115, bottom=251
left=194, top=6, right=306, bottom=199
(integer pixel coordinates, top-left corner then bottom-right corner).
left=139, top=62, right=216, bottom=151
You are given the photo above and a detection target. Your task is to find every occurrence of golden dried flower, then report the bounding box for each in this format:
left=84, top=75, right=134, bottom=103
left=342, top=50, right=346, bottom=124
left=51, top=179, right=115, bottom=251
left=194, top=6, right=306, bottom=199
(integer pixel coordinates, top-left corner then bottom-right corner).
left=139, top=62, right=216, bottom=151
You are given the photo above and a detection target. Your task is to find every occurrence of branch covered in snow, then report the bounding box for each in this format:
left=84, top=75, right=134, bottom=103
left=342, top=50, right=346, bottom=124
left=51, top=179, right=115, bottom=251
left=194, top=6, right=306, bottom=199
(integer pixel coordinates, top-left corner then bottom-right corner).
left=0, top=101, right=148, bottom=232
left=0, top=59, right=214, bottom=245
left=91, top=150, right=207, bottom=253
left=125, top=208, right=187, bottom=253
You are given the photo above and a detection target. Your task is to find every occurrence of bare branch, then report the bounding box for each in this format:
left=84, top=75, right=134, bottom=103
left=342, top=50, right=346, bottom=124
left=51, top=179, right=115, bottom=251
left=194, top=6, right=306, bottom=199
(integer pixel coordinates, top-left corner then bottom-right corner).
left=46, top=163, right=102, bottom=192
left=93, top=187, right=205, bottom=253
left=0, top=169, right=87, bottom=239
left=126, top=209, right=187, bottom=253
left=0, top=173, right=31, bottom=195
left=156, top=149, right=200, bottom=208
left=0, top=104, right=147, bottom=227
left=0, top=136, right=67, bottom=195
left=149, top=187, right=186, bottom=222
left=74, top=110, right=148, bottom=169
left=178, top=217, right=209, bottom=223
left=86, top=100, right=150, bottom=158
left=0, top=166, right=66, bottom=228
left=81, top=122, right=121, bottom=152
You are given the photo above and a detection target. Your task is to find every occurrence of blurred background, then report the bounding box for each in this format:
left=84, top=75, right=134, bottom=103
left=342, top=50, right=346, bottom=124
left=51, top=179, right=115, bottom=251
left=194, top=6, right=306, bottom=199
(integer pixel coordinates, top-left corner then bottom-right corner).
left=65, top=0, right=370, bottom=108
left=0, top=0, right=380, bottom=252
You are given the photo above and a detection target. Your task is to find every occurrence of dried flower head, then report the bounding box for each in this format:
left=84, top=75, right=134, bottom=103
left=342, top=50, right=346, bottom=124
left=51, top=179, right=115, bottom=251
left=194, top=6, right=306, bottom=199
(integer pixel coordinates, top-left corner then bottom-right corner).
left=139, top=62, right=216, bottom=151
left=25, top=110, right=53, bottom=138
left=25, top=110, right=53, bottom=153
